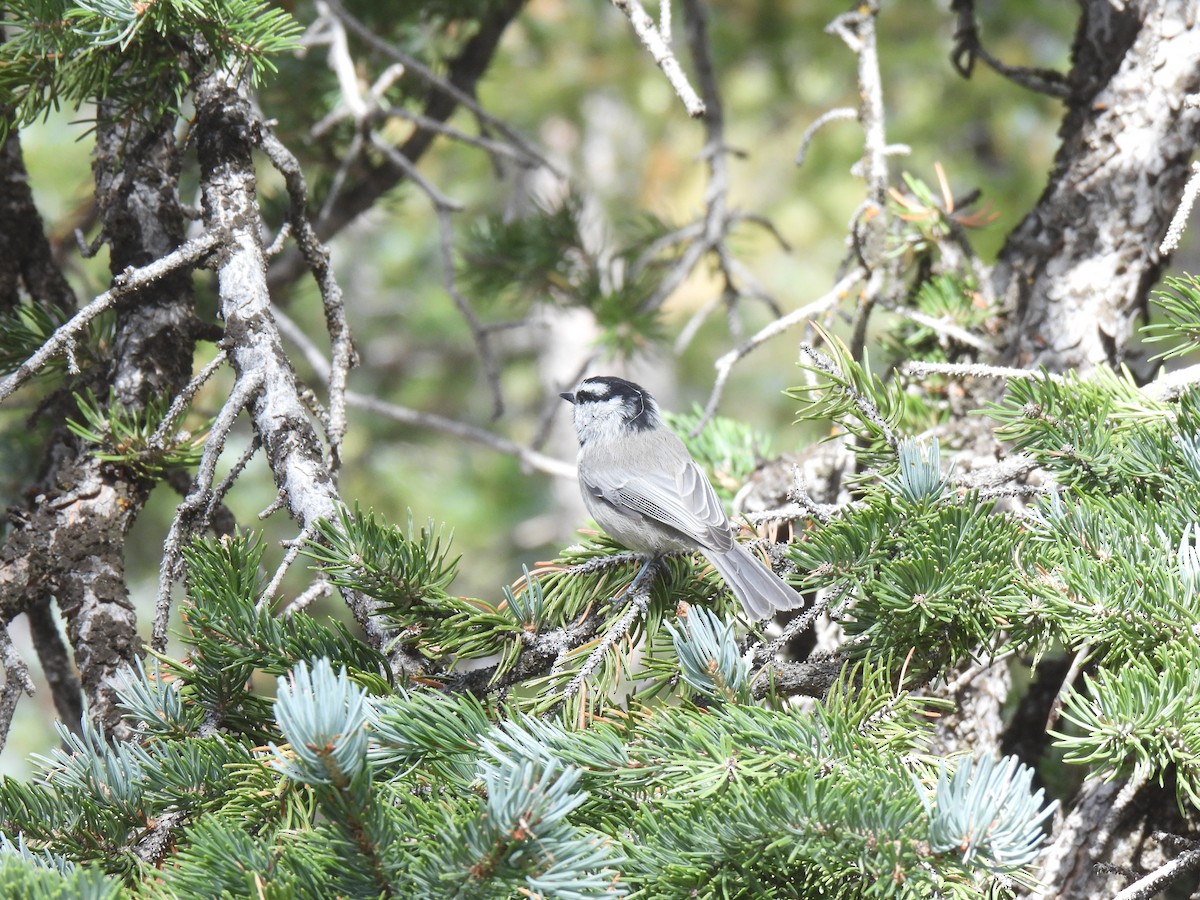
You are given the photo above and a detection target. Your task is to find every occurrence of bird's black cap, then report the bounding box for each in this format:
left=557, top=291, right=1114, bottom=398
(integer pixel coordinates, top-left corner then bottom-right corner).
left=563, top=376, right=657, bottom=430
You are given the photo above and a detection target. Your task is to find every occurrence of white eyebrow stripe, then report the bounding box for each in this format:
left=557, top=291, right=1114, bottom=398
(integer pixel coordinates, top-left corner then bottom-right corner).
left=577, top=385, right=611, bottom=401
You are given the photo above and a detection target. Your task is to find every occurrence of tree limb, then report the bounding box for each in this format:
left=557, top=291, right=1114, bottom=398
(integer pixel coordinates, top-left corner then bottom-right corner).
left=193, top=67, right=409, bottom=664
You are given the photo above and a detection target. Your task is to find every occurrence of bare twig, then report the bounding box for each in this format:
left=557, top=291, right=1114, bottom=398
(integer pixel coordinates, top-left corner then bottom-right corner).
left=750, top=650, right=845, bottom=700
left=153, top=372, right=263, bottom=651
left=367, top=133, right=464, bottom=212
left=351, top=390, right=575, bottom=479
left=790, top=472, right=837, bottom=526
left=1112, top=847, right=1200, bottom=900
left=149, top=350, right=228, bottom=451
left=660, top=0, right=784, bottom=350
left=446, top=606, right=603, bottom=698
left=1045, top=643, right=1089, bottom=733
left=321, top=0, right=551, bottom=171
left=1145, top=362, right=1200, bottom=400
left=26, top=600, right=83, bottom=734
left=891, top=305, right=998, bottom=356
left=628, top=220, right=704, bottom=277
left=204, top=436, right=260, bottom=529
left=827, top=4, right=891, bottom=363
left=258, top=524, right=318, bottom=610
left=264, top=222, right=293, bottom=259
left=382, top=104, right=529, bottom=162
left=302, top=2, right=368, bottom=122
left=938, top=650, right=1016, bottom=696
left=950, top=454, right=1040, bottom=491
left=796, top=107, right=858, bottom=167
left=530, top=358, right=597, bottom=453
left=757, top=585, right=841, bottom=665
left=694, top=267, right=865, bottom=432
left=554, top=558, right=661, bottom=708
left=901, top=359, right=1064, bottom=382
left=611, top=0, right=707, bottom=118
left=281, top=577, right=334, bottom=617
left=950, top=0, right=1070, bottom=98
left=828, top=6, right=888, bottom=211
left=0, top=230, right=223, bottom=405
left=673, top=290, right=727, bottom=354
left=255, top=123, right=359, bottom=470
left=273, top=308, right=575, bottom=479
left=317, top=129, right=368, bottom=227
left=133, top=810, right=186, bottom=866
left=367, top=133, right=506, bottom=418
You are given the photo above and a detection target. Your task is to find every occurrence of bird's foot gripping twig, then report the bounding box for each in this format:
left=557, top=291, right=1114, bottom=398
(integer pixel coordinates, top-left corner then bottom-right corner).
left=551, top=556, right=665, bottom=713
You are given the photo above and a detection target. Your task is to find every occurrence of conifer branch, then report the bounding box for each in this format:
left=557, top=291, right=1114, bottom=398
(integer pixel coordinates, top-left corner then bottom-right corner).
left=0, top=231, right=223, bottom=405
left=553, top=559, right=660, bottom=711
left=799, top=337, right=899, bottom=450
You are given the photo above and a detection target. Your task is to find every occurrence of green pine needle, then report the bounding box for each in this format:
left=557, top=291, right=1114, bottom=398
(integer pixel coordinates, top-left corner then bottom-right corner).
left=1144, top=274, right=1200, bottom=360
left=302, top=505, right=459, bottom=615
left=67, top=389, right=209, bottom=480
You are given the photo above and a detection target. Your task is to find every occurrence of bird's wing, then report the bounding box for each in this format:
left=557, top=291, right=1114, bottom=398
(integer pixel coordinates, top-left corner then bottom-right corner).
left=580, top=452, right=734, bottom=552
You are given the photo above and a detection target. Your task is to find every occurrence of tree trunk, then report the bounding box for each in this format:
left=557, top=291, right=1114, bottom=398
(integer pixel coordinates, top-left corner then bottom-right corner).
left=994, top=0, right=1200, bottom=372
left=0, top=97, right=197, bottom=737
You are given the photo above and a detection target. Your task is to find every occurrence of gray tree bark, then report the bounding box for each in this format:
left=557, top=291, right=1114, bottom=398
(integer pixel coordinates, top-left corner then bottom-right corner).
left=994, top=0, right=1200, bottom=372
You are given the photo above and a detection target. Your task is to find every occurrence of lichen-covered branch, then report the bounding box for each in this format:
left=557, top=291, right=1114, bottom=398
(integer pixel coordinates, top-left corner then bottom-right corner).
left=193, top=68, right=404, bottom=661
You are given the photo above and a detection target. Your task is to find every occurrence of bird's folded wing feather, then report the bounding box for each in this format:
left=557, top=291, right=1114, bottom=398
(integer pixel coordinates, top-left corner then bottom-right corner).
left=580, top=457, right=734, bottom=551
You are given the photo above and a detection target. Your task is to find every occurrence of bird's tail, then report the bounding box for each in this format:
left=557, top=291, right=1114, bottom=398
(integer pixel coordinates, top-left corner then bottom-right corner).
left=703, top=541, right=803, bottom=620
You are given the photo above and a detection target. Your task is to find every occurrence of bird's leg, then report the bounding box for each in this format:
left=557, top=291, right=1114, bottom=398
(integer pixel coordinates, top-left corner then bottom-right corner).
left=552, top=556, right=665, bottom=711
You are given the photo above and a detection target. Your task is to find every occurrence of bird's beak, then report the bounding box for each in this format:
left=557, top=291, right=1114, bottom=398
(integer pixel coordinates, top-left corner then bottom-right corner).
left=559, top=392, right=575, bottom=404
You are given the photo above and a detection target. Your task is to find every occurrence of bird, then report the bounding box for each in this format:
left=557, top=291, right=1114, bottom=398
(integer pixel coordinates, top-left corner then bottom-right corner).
left=560, top=375, right=803, bottom=620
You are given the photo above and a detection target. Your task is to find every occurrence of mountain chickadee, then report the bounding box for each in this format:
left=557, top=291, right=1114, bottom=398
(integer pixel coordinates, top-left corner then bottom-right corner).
left=560, top=375, right=803, bottom=620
